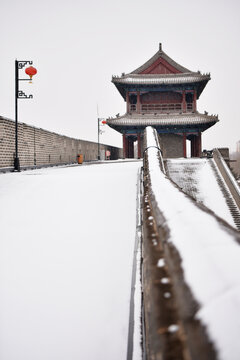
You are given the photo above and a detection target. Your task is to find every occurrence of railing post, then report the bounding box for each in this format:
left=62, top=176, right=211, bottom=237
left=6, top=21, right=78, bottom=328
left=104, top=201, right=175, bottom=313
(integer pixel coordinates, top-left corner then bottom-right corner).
left=126, top=91, right=130, bottom=113
left=182, top=90, right=186, bottom=113
left=193, top=89, right=197, bottom=112
left=137, top=91, right=141, bottom=114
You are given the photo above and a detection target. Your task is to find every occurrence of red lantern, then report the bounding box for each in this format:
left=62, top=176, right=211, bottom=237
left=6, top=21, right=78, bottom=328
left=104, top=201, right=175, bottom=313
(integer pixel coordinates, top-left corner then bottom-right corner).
left=25, top=66, right=37, bottom=81
left=102, top=120, right=107, bottom=124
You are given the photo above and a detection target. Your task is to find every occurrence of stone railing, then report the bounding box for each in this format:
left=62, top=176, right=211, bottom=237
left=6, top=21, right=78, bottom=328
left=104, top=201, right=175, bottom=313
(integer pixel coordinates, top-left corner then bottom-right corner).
left=213, top=148, right=240, bottom=209
left=141, top=126, right=240, bottom=359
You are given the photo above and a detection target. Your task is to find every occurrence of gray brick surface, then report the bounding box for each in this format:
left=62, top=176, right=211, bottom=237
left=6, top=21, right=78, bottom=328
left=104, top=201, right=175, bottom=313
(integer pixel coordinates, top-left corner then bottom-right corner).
left=0, top=117, right=122, bottom=168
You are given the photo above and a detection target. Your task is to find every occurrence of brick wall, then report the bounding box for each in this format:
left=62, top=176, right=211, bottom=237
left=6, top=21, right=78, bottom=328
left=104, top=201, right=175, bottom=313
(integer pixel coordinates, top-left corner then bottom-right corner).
left=159, top=133, right=183, bottom=158
left=0, top=116, right=122, bottom=168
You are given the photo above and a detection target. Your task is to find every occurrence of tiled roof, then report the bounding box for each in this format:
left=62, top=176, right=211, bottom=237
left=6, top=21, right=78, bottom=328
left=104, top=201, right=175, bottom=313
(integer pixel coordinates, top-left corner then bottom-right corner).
left=131, top=44, right=191, bottom=74
left=107, top=113, right=218, bottom=127
left=112, top=72, right=210, bottom=86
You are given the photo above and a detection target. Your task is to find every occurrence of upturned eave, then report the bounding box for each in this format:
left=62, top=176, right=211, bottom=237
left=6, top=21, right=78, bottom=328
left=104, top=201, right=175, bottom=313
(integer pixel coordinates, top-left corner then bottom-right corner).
left=112, top=73, right=210, bottom=100
left=106, top=112, right=219, bottom=134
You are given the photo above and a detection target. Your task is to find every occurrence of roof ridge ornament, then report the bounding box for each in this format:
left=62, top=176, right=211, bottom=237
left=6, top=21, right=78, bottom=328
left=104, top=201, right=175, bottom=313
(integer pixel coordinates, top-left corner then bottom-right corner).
left=159, top=43, right=162, bottom=53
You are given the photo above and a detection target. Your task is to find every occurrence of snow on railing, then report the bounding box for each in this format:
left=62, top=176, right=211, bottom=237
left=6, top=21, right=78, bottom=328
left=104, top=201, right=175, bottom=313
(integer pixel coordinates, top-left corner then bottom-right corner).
left=144, top=126, right=166, bottom=174
left=143, top=126, right=240, bottom=360
left=213, top=148, right=240, bottom=208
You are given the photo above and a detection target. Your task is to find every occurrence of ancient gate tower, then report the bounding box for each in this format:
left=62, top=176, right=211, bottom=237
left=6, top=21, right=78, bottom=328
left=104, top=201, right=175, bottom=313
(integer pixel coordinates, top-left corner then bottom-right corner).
left=107, top=44, right=218, bottom=158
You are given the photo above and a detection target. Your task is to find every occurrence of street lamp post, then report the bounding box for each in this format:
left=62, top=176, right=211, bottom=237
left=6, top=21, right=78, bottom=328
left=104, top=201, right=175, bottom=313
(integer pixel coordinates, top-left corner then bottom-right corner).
left=14, top=60, right=37, bottom=171
left=97, top=118, right=106, bottom=160
left=98, top=117, right=100, bottom=160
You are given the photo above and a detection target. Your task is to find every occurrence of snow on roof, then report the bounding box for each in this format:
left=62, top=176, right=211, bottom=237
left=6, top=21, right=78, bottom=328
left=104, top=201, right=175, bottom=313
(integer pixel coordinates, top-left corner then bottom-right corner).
left=107, top=113, right=218, bottom=127
left=112, top=73, right=210, bottom=86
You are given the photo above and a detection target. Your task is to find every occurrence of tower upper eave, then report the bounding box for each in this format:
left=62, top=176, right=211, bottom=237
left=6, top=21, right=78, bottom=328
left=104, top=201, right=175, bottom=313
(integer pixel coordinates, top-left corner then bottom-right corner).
left=112, top=44, right=210, bottom=99
left=112, top=73, right=210, bottom=86
left=112, top=72, right=210, bottom=100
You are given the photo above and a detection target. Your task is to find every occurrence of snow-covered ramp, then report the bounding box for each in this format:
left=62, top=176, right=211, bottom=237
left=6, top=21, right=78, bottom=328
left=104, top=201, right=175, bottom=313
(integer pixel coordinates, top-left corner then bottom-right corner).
left=166, top=158, right=240, bottom=229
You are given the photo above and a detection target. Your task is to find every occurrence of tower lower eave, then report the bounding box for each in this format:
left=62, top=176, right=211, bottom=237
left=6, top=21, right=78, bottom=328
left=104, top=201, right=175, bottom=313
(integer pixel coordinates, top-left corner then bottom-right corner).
left=106, top=113, right=219, bottom=159
left=107, top=112, right=218, bottom=133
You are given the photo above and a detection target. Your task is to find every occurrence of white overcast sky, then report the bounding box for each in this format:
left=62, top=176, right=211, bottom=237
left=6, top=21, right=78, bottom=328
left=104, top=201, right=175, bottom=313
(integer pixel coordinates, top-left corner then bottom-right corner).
left=1, top=0, right=239, bottom=151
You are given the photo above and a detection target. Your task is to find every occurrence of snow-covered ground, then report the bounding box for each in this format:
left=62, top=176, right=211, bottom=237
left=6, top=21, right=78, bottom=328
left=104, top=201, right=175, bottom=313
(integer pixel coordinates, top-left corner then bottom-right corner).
left=0, top=161, right=141, bottom=360
left=146, top=127, right=240, bottom=360
left=167, top=158, right=236, bottom=228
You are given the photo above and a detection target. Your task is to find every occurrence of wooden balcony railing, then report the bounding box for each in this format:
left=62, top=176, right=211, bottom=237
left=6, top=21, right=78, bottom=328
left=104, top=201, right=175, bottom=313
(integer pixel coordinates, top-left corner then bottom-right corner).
left=129, top=103, right=195, bottom=113
left=130, top=104, right=137, bottom=111
left=141, top=103, right=182, bottom=113
left=187, top=103, right=193, bottom=111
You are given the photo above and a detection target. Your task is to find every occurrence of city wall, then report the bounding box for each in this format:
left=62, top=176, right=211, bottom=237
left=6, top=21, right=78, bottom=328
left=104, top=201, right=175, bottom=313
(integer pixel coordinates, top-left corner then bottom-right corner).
left=0, top=116, right=122, bottom=168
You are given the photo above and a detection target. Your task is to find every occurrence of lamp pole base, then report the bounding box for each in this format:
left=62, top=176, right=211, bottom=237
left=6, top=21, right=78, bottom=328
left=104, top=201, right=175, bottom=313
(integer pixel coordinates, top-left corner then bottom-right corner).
left=14, top=157, right=20, bottom=172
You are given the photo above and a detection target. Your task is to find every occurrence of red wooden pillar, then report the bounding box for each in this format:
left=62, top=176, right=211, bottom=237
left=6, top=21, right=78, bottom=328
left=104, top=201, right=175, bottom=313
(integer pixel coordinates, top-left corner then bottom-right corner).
left=193, top=90, right=197, bottom=112
left=137, top=133, right=141, bottom=159
left=128, top=138, right=131, bottom=158
left=129, top=140, right=134, bottom=158
left=191, top=138, right=194, bottom=157
left=183, top=133, right=187, bottom=158
left=128, top=140, right=131, bottom=158
left=137, top=91, right=141, bottom=114
left=195, top=135, right=199, bottom=157
left=123, top=134, right=126, bottom=158
left=198, top=132, right=202, bottom=157
left=193, top=136, right=198, bottom=157
left=193, top=136, right=197, bottom=157
left=126, top=136, right=129, bottom=158
left=182, top=90, right=186, bottom=113
left=126, top=91, right=130, bottom=113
